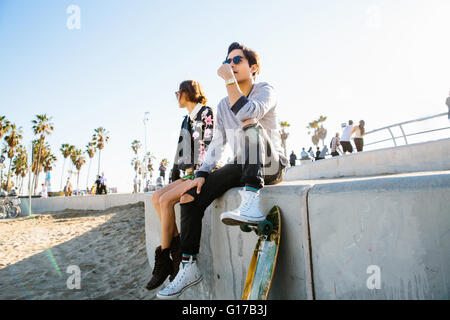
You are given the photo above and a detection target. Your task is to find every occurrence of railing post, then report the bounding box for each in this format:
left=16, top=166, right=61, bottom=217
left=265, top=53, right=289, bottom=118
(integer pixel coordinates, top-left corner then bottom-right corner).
left=387, top=127, right=397, bottom=146
left=399, top=124, right=408, bottom=145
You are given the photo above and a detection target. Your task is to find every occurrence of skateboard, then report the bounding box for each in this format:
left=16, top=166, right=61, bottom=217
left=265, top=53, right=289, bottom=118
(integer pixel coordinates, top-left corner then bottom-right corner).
left=240, top=205, right=281, bottom=300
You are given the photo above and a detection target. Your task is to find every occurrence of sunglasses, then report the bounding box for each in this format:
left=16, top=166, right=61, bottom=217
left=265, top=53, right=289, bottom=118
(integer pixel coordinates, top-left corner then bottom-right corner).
left=175, top=91, right=180, bottom=99
left=223, top=55, right=244, bottom=65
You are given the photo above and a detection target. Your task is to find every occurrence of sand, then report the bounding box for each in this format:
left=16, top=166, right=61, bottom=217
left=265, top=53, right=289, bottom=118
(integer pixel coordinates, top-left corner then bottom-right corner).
left=0, top=202, right=157, bottom=300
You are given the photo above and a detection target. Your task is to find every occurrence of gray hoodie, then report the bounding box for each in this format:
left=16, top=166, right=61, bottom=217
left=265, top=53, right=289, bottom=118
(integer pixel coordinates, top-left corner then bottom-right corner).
left=195, top=82, right=288, bottom=177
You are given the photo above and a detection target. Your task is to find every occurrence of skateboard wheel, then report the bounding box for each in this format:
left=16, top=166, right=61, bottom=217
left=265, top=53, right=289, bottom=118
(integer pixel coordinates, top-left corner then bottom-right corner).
left=240, top=225, right=252, bottom=233
left=257, top=220, right=273, bottom=236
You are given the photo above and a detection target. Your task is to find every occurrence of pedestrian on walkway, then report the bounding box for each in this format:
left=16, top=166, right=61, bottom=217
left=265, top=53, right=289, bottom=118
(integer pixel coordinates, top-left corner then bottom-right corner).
left=340, top=120, right=354, bottom=154
left=289, top=150, right=297, bottom=167
left=300, top=148, right=310, bottom=160
left=352, top=120, right=366, bottom=152
left=330, top=133, right=341, bottom=157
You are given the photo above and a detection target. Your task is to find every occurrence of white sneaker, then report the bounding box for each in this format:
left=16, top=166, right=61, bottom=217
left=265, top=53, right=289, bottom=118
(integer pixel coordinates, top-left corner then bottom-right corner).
left=220, top=189, right=266, bottom=226
left=156, top=258, right=203, bottom=300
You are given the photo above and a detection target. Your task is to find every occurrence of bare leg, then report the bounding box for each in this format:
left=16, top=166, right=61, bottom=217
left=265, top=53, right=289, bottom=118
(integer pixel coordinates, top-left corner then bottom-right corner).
left=159, top=180, right=192, bottom=249
left=151, top=179, right=184, bottom=221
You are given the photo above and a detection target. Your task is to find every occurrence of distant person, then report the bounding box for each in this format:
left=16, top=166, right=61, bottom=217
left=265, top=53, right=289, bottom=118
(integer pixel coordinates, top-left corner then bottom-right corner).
left=40, top=183, right=48, bottom=198
left=315, top=146, right=321, bottom=160
left=156, top=176, right=164, bottom=190
left=95, top=175, right=107, bottom=195
left=308, top=147, right=315, bottom=161
left=168, top=170, right=173, bottom=184
left=352, top=120, right=366, bottom=152
left=446, top=91, right=450, bottom=121
left=330, top=133, right=341, bottom=157
left=99, top=173, right=107, bottom=194
left=133, top=176, right=138, bottom=193
left=340, top=120, right=354, bottom=154
left=159, top=162, right=167, bottom=182
left=289, top=151, right=297, bottom=167
left=64, top=178, right=73, bottom=197
left=300, top=148, right=310, bottom=160
left=318, top=145, right=328, bottom=160
left=9, top=187, right=17, bottom=196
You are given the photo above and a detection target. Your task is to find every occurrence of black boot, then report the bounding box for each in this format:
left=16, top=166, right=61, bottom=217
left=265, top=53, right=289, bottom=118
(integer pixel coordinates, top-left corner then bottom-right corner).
left=169, top=235, right=182, bottom=281
left=146, top=246, right=173, bottom=290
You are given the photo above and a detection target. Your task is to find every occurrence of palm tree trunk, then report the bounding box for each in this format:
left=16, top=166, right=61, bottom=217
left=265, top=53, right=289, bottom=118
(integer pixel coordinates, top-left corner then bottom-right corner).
left=97, top=150, right=101, bottom=176
left=33, top=137, right=44, bottom=195
left=60, top=158, right=66, bottom=191
left=77, top=171, right=80, bottom=196
left=86, top=158, right=92, bottom=191
left=6, top=158, right=12, bottom=192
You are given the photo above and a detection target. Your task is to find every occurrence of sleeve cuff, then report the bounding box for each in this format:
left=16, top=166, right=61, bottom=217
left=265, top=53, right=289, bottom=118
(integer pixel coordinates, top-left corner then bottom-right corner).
left=194, top=171, right=209, bottom=179
left=230, top=95, right=249, bottom=115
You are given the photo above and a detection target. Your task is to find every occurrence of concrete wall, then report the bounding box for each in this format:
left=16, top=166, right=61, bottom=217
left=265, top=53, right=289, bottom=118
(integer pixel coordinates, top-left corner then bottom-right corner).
left=19, top=193, right=150, bottom=215
left=308, top=173, right=450, bottom=299
left=285, top=138, right=450, bottom=181
left=144, top=184, right=314, bottom=300
left=144, top=171, right=450, bottom=299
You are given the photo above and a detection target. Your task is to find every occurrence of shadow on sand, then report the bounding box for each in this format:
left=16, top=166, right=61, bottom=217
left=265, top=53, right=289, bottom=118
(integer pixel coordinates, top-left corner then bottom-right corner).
left=0, top=202, right=157, bottom=300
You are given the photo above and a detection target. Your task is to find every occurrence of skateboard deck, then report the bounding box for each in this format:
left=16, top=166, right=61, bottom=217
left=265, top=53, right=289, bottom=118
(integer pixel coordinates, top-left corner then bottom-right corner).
left=241, top=205, right=281, bottom=300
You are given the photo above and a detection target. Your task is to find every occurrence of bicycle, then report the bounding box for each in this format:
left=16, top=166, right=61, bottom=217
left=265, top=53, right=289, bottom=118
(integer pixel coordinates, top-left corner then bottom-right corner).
left=0, top=196, right=21, bottom=219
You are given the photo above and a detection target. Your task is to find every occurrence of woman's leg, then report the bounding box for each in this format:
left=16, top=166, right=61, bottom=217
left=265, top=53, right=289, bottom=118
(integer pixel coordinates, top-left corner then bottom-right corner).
left=159, top=179, right=193, bottom=250
left=151, top=179, right=185, bottom=221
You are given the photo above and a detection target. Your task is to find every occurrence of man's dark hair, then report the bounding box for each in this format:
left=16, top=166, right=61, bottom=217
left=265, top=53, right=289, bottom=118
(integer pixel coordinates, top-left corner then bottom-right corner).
left=349, top=120, right=354, bottom=125
left=227, top=42, right=260, bottom=78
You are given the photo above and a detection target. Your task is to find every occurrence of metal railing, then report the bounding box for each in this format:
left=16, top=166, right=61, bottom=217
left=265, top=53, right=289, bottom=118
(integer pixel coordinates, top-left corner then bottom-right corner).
left=364, top=112, right=450, bottom=148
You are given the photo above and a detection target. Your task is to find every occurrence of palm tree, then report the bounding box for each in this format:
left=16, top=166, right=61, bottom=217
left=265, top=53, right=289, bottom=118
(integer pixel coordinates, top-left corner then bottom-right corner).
left=32, top=114, right=54, bottom=194
left=12, top=145, right=28, bottom=195
left=92, top=127, right=110, bottom=176
left=31, top=140, right=52, bottom=191
left=131, top=157, right=141, bottom=177
left=306, top=116, right=328, bottom=147
left=85, top=142, right=97, bottom=191
left=74, top=152, right=86, bottom=195
left=42, top=148, right=57, bottom=192
left=0, top=116, right=11, bottom=140
left=60, top=144, right=75, bottom=190
left=4, top=123, right=23, bottom=192
left=70, top=148, right=83, bottom=194
left=131, top=140, right=141, bottom=155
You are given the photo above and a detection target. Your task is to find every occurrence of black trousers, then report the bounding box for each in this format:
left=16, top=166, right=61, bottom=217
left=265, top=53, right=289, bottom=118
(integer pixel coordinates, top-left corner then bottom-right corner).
left=180, top=124, right=285, bottom=255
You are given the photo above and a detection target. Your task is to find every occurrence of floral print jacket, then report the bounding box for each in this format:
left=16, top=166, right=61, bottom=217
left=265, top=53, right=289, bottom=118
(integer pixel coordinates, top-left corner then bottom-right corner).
left=171, top=105, right=214, bottom=181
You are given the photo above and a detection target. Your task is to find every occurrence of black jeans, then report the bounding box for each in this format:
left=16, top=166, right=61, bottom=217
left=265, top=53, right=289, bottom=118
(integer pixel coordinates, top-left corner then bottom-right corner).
left=180, top=124, right=285, bottom=255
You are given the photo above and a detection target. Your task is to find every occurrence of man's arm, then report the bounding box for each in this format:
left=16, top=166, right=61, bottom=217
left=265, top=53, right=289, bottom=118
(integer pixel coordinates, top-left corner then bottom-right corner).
left=229, top=83, right=277, bottom=122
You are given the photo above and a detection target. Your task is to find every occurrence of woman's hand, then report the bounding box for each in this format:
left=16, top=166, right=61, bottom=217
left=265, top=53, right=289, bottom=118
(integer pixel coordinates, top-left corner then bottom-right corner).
left=180, top=177, right=206, bottom=196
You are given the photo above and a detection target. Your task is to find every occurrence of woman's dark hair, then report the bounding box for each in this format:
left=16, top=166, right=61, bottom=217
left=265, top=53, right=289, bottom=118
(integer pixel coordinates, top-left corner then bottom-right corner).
left=179, top=80, right=207, bottom=105
left=359, top=120, right=365, bottom=136
left=227, top=42, right=260, bottom=78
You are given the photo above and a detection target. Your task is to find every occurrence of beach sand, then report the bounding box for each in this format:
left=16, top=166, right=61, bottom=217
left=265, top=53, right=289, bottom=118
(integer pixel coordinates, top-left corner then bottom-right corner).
left=0, top=202, right=156, bottom=299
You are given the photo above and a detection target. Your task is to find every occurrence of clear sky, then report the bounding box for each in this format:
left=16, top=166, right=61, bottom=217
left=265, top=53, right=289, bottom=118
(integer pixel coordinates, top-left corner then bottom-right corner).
left=1, top=0, right=449, bottom=193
